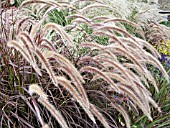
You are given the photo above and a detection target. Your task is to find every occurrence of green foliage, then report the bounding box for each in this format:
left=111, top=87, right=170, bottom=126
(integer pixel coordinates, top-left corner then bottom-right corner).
left=46, top=9, right=68, bottom=26
left=79, top=24, right=93, bottom=34
left=93, top=35, right=109, bottom=45
left=160, top=21, right=170, bottom=27
left=132, top=62, right=170, bottom=127
left=128, top=8, right=138, bottom=22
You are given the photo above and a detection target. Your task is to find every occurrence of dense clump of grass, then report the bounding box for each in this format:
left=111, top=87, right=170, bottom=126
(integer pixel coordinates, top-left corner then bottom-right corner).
left=0, top=0, right=170, bottom=128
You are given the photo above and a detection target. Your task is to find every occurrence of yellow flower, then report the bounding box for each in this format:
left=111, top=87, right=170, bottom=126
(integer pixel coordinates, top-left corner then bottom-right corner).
left=155, top=40, right=170, bottom=55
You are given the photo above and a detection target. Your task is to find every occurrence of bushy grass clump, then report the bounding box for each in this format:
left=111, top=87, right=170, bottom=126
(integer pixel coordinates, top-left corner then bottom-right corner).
left=0, top=0, right=170, bottom=128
